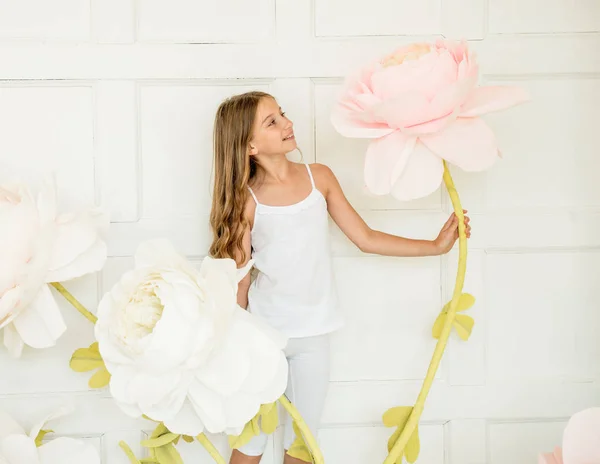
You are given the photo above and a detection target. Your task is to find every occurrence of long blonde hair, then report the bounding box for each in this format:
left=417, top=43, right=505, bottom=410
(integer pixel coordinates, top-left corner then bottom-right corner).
left=209, top=91, right=270, bottom=263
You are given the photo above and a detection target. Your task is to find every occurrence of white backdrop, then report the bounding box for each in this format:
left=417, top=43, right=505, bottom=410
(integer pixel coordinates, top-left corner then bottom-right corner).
left=1, top=1, right=600, bottom=463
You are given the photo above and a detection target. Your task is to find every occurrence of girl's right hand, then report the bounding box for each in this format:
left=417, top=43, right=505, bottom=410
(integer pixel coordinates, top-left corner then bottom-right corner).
left=434, top=211, right=471, bottom=254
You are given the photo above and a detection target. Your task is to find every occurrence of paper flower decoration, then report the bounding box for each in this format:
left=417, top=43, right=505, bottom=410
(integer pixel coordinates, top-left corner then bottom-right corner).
left=432, top=293, right=475, bottom=341
left=382, top=406, right=420, bottom=464
left=0, top=405, right=100, bottom=464
left=539, top=407, right=600, bottom=464
left=332, top=39, right=529, bottom=464
left=94, top=239, right=289, bottom=437
left=539, top=447, right=563, bottom=464
left=331, top=39, right=529, bottom=201
left=0, top=178, right=108, bottom=357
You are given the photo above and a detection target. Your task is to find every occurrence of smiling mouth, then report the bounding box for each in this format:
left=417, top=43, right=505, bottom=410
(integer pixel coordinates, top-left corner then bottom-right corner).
left=283, top=134, right=295, bottom=141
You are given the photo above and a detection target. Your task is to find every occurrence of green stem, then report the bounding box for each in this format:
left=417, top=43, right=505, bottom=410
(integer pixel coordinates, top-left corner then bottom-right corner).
left=50, top=282, right=97, bottom=324
left=384, top=161, right=468, bottom=464
left=279, top=395, right=324, bottom=464
left=196, top=434, right=226, bottom=464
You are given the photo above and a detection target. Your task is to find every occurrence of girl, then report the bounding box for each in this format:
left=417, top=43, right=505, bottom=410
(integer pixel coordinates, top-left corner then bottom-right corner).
left=209, top=91, right=471, bottom=464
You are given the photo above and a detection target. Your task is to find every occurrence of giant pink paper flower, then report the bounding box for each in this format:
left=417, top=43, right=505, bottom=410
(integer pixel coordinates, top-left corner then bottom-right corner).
left=538, top=407, right=600, bottom=464
left=331, top=40, right=529, bottom=201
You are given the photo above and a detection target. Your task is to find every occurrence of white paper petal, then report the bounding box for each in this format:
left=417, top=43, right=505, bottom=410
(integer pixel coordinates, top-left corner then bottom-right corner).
left=0, top=435, right=40, bottom=464
left=12, top=285, right=65, bottom=349
left=35, top=176, right=57, bottom=225
left=108, top=367, right=140, bottom=414
left=230, top=314, right=286, bottom=395
left=45, top=240, right=107, bottom=283
left=194, top=331, right=251, bottom=397
left=256, top=352, right=289, bottom=405
left=134, top=239, right=187, bottom=270
left=143, top=281, right=197, bottom=372
left=128, top=371, right=186, bottom=420
left=236, top=259, right=254, bottom=283
left=0, top=411, right=26, bottom=437
left=188, top=381, right=227, bottom=434
left=28, top=404, right=75, bottom=441
left=2, top=324, right=24, bottom=358
left=223, top=391, right=262, bottom=432
left=163, top=402, right=206, bottom=436
left=38, top=437, right=100, bottom=464
left=0, top=287, right=24, bottom=330
left=47, top=209, right=108, bottom=274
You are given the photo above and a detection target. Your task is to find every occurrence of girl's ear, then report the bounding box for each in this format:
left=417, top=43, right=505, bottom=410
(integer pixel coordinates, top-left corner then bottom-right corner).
left=248, top=143, right=258, bottom=156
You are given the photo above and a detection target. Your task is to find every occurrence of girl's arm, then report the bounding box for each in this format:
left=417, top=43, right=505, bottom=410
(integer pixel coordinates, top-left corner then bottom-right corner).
left=317, top=164, right=470, bottom=257
left=235, top=200, right=255, bottom=309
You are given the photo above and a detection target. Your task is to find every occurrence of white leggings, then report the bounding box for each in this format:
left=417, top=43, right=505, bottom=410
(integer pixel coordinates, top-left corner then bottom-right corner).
left=236, top=334, right=331, bottom=457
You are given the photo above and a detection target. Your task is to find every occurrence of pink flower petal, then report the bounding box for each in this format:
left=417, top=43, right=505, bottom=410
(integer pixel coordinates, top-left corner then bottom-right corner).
left=390, top=141, right=444, bottom=201
left=371, top=52, right=439, bottom=100
left=364, top=131, right=417, bottom=195
left=537, top=447, right=563, bottom=464
left=372, top=93, right=431, bottom=130
left=460, top=86, right=530, bottom=117
left=563, top=408, right=600, bottom=464
left=421, top=117, right=499, bottom=172
left=330, top=105, right=394, bottom=139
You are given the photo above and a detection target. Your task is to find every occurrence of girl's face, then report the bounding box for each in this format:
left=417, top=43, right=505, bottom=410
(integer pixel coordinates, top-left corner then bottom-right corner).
left=249, top=97, right=296, bottom=157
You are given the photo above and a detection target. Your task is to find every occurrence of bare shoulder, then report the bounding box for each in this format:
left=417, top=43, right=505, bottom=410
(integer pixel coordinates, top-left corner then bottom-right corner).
left=308, top=162, right=335, bottom=177
left=308, top=162, right=340, bottom=195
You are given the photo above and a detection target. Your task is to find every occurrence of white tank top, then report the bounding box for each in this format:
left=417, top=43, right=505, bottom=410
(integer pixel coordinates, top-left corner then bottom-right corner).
left=247, top=163, right=344, bottom=338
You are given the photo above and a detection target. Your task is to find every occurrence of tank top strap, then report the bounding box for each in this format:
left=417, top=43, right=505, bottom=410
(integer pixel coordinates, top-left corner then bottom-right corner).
left=247, top=186, right=260, bottom=206
left=304, top=163, right=315, bottom=189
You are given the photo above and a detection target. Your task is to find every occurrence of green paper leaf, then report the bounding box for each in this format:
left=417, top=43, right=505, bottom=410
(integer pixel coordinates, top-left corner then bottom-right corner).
left=89, top=366, right=111, bottom=388
left=405, top=425, right=420, bottom=463
left=259, top=403, right=278, bottom=434
left=34, top=429, right=53, bottom=447
left=228, top=420, right=258, bottom=449
left=119, top=440, right=142, bottom=464
left=431, top=313, right=446, bottom=339
left=455, top=314, right=475, bottom=341
left=155, top=443, right=183, bottom=464
left=70, top=343, right=103, bottom=372
left=70, top=342, right=112, bottom=389
left=141, top=433, right=179, bottom=448
left=286, top=421, right=314, bottom=463
left=457, top=293, right=475, bottom=312
left=433, top=293, right=476, bottom=340
left=382, top=406, right=412, bottom=428
left=383, top=406, right=421, bottom=463
left=151, top=423, right=169, bottom=439
left=182, top=435, right=194, bottom=443
left=228, top=403, right=280, bottom=449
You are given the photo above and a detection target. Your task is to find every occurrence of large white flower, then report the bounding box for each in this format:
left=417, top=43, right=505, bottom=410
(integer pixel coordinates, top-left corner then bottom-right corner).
left=0, top=406, right=100, bottom=464
left=95, top=239, right=289, bottom=436
left=0, top=178, right=108, bottom=357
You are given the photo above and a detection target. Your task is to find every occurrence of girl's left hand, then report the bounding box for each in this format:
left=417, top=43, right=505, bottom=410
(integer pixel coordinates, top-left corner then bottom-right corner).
left=434, top=210, right=471, bottom=254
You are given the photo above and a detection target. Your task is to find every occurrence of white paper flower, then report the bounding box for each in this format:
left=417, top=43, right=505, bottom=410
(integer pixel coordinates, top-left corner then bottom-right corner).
left=95, top=239, right=289, bottom=436
left=0, top=178, right=108, bottom=357
left=0, top=405, right=100, bottom=464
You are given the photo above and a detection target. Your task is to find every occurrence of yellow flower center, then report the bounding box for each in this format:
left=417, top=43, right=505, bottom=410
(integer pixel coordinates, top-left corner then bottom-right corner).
left=381, top=43, right=432, bottom=67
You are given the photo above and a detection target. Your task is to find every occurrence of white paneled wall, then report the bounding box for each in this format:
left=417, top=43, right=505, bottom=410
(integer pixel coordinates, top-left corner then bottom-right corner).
left=1, top=0, right=599, bottom=463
